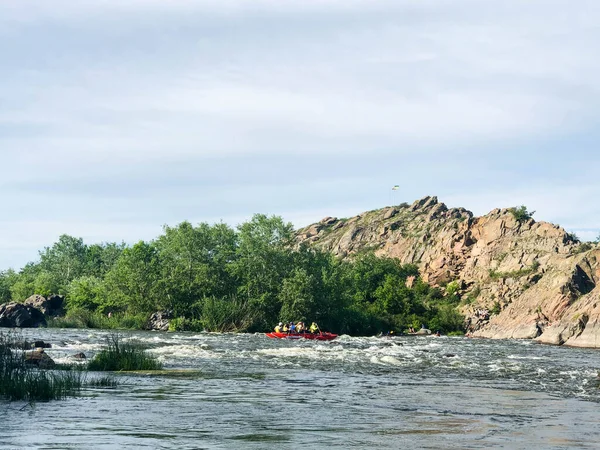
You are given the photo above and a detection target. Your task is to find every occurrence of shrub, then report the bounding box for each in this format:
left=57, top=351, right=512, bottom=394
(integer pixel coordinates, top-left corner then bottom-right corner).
left=47, top=310, right=148, bottom=330
left=489, top=261, right=539, bottom=280
left=509, top=205, right=535, bottom=223
left=88, top=334, right=162, bottom=371
left=463, top=286, right=481, bottom=305
left=490, top=301, right=501, bottom=315
left=574, top=242, right=593, bottom=254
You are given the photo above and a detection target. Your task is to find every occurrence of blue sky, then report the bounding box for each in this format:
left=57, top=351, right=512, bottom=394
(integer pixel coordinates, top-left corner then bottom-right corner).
left=1, top=0, right=599, bottom=270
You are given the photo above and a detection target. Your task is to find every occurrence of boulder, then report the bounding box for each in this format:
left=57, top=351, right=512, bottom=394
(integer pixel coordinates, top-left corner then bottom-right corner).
left=72, top=352, right=87, bottom=360
left=0, top=302, right=47, bottom=328
left=25, top=349, right=55, bottom=369
left=383, top=208, right=398, bottom=220
left=33, top=340, right=51, bottom=349
left=320, top=217, right=337, bottom=225
left=24, top=294, right=65, bottom=317
left=147, top=311, right=173, bottom=331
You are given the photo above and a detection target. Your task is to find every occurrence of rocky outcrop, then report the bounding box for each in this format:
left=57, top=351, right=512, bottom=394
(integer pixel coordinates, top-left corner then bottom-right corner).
left=24, top=294, right=64, bottom=317
left=147, top=311, right=173, bottom=331
left=296, top=195, right=600, bottom=347
left=0, top=302, right=47, bottom=328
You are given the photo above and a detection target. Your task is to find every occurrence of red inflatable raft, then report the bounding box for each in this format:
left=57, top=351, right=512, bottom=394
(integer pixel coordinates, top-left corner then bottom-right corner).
left=265, top=331, right=338, bottom=341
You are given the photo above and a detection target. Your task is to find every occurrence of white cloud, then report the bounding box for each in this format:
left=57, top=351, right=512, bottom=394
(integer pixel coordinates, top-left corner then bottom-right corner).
left=1, top=0, right=599, bottom=268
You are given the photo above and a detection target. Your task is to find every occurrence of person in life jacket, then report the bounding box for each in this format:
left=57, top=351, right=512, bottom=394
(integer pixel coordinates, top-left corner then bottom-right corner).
left=282, top=322, right=289, bottom=332
left=296, top=321, right=304, bottom=333
left=289, top=322, right=296, bottom=333
left=309, top=322, right=319, bottom=334
left=274, top=322, right=283, bottom=333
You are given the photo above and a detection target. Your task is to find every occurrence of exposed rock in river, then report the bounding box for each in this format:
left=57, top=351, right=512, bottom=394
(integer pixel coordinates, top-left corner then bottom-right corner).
left=296, top=195, right=600, bottom=347
left=25, top=348, right=56, bottom=369
left=24, top=294, right=65, bottom=317
left=147, top=310, right=173, bottom=331
left=0, top=302, right=47, bottom=328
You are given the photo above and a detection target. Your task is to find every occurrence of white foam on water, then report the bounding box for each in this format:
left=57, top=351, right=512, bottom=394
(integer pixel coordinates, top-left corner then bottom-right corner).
left=51, top=356, right=87, bottom=366
left=149, top=345, right=219, bottom=360
left=379, top=355, right=403, bottom=366
left=559, top=370, right=580, bottom=379
left=122, top=335, right=171, bottom=345
left=52, top=342, right=104, bottom=352
left=507, top=354, right=546, bottom=360
left=256, top=347, right=326, bottom=360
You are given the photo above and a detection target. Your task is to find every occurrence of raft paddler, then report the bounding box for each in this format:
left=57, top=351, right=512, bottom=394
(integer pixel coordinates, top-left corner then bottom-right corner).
left=309, top=322, right=320, bottom=334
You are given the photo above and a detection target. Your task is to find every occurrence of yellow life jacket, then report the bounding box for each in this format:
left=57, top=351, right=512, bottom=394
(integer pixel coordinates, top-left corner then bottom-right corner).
left=275, top=325, right=281, bottom=333
left=282, top=325, right=289, bottom=332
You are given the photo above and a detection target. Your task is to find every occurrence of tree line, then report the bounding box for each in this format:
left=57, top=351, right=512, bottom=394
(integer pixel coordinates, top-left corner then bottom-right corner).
left=0, top=214, right=464, bottom=334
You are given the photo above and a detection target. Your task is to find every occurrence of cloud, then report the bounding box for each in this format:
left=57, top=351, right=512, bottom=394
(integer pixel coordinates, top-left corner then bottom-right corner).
left=1, top=0, right=599, bottom=268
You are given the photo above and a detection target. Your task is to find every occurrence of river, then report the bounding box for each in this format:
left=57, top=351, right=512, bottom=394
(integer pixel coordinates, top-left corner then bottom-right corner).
left=1, top=329, right=600, bottom=449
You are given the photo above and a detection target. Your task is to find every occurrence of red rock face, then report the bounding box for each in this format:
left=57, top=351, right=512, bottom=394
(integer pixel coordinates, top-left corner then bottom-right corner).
left=296, top=196, right=600, bottom=347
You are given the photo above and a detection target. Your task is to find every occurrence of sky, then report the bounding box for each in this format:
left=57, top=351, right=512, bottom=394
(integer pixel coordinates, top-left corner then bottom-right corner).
left=1, top=0, right=599, bottom=270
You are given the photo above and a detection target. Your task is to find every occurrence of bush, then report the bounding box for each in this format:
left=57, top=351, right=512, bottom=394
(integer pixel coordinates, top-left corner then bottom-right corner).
left=88, top=334, right=162, bottom=371
left=47, top=309, right=148, bottom=330
left=509, top=205, right=535, bottom=223
left=490, top=301, right=502, bottom=315
left=168, top=317, right=204, bottom=332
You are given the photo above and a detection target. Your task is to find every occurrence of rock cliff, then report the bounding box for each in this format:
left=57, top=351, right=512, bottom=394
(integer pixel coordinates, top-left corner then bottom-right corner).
left=296, top=196, right=600, bottom=347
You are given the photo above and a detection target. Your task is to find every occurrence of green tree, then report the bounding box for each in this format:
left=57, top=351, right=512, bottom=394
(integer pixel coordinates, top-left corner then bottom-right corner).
left=67, top=276, right=108, bottom=311
left=85, top=242, right=126, bottom=278
left=38, top=234, right=88, bottom=292
left=9, top=263, right=38, bottom=301
left=0, top=269, right=18, bottom=303
left=279, top=268, right=318, bottom=322
left=374, top=274, right=414, bottom=316
left=427, top=304, right=464, bottom=333
left=104, top=241, right=164, bottom=313
left=155, top=221, right=237, bottom=315
left=230, top=214, right=294, bottom=328
left=33, top=271, right=61, bottom=297
left=509, top=205, right=535, bottom=223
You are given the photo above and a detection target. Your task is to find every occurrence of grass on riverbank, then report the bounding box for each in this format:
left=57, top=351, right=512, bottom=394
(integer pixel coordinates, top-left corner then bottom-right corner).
left=0, top=332, right=83, bottom=402
left=47, top=309, right=148, bottom=330
left=88, top=334, right=162, bottom=371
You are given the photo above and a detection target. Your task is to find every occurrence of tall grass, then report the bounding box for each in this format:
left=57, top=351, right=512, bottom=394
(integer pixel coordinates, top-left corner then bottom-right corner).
left=199, top=297, right=257, bottom=332
left=47, top=309, right=148, bottom=330
left=0, top=332, right=83, bottom=402
left=88, top=334, right=162, bottom=371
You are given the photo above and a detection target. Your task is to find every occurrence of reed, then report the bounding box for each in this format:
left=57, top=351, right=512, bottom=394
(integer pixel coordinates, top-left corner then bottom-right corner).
left=87, top=375, right=118, bottom=387
left=0, top=332, right=83, bottom=402
left=88, top=333, right=162, bottom=371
